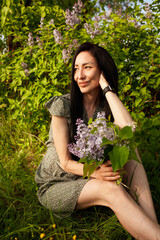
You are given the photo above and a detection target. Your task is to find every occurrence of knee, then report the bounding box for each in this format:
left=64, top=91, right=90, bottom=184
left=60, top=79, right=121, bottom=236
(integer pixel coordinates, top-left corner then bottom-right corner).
left=96, top=180, right=125, bottom=207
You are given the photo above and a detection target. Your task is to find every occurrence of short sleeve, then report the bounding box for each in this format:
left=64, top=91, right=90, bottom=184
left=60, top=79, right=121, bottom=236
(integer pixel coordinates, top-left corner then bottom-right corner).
left=44, top=94, right=70, bottom=118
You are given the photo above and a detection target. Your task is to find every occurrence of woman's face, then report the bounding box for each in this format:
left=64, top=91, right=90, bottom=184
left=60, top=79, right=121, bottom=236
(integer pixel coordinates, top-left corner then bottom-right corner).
left=74, top=51, right=101, bottom=94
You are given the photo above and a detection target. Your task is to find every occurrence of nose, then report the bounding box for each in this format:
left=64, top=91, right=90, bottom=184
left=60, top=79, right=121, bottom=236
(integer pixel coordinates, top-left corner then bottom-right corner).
left=78, top=68, right=85, bottom=79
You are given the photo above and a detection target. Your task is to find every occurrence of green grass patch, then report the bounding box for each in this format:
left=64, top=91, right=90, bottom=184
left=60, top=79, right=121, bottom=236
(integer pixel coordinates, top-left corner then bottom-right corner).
left=0, top=114, right=159, bottom=240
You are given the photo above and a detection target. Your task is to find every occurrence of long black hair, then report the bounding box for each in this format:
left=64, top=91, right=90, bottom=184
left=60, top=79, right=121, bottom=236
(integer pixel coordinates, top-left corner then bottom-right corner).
left=70, top=42, right=119, bottom=141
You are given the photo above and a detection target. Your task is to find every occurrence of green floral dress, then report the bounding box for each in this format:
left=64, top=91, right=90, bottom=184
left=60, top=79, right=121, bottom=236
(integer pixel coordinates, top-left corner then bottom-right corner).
left=35, top=93, right=110, bottom=218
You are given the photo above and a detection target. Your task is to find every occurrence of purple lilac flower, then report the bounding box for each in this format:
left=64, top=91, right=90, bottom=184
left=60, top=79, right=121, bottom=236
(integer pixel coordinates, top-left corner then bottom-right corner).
left=21, top=62, right=30, bottom=76
left=127, top=18, right=139, bottom=28
left=49, top=19, right=54, bottom=25
left=62, top=39, right=79, bottom=63
left=21, top=62, right=28, bottom=69
left=27, top=32, right=34, bottom=47
left=40, top=17, right=44, bottom=28
left=73, top=0, right=84, bottom=13
left=65, top=0, right=84, bottom=28
left=84, top=22, right=103, bottom=39
left=53, top=29, right=62, bottom=44
left=145, top=3, right=152, bottom=18
left=62, top=49, right=70, bottom=63
left=68, top=111, right=115, bottom=162
left=36, top=36, right=43, bottom=49
left=24, top=69, right=30, bottom=76
left=65, top=9, right=80, bottom=28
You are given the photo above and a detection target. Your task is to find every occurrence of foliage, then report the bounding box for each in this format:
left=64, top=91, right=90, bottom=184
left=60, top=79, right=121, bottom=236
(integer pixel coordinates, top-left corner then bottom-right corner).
left=0, top=0, right=159, bottom=135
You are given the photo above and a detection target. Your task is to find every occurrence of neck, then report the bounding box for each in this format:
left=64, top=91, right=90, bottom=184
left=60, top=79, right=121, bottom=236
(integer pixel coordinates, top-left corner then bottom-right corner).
left=83, top=88, right=100, bottom=118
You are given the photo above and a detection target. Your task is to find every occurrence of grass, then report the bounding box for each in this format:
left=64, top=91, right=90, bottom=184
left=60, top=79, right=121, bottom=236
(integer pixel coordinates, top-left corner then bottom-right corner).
left=0, top=114, right=160, bottom=240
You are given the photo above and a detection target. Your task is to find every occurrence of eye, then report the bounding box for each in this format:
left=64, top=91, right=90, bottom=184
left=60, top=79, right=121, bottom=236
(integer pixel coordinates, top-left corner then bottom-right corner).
left=85, top=65, right=91, bottom=69
left=74, top=67, right=78, bottom=72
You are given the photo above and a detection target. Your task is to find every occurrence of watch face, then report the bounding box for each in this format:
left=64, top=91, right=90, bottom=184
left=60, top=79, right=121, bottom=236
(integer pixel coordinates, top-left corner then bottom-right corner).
left=103, top=86, right=112, bottom=96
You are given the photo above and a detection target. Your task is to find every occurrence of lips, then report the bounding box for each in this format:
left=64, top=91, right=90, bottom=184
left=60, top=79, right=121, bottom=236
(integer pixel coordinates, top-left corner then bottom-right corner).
left=78, top=82, right=89, bottom=87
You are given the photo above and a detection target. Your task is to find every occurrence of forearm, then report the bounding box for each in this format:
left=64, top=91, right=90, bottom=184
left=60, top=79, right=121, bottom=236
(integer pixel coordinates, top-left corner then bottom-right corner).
left=61, top=159, right=84, bottom=176
left=104, top=91, right=133, bottom=128
left=99, top=75, right=133, bottom=128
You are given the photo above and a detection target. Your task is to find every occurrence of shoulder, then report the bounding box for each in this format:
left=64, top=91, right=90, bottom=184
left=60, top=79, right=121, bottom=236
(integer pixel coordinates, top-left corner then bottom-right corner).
left=45, top=93, right=70, bottom=117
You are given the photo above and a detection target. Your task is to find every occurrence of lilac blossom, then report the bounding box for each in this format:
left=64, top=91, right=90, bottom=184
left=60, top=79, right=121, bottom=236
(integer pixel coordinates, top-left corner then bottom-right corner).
left=53, top=29, right=62, bottom=44
left=21, top=62, right=30, bottom=76
left=73, top=0, right=84, bottom=13
left=62, top=39, right=79, bottom=63
left=62, top=49, right=70, bottom=63
left=36, top=36, right=43, bottom=49
left=84, top=21, right=103, bottom=39
left=49, top=19, right=54, bottom=25
left=145, top=3, right=152, bottom=18
left=65, top=9, right=81, bottom=27
left=40, top=17, right=44, bottom=28
left=127, top=18, right=139, bottom=28
left=65, top=0, right=84, bottom=28
left=27, top=32, right=34, bottom=47
left=68, top=111, right=115, bottom=162
left=21, top=62, right=28, bottom=69
left=24, top=69, right=30, bottom=77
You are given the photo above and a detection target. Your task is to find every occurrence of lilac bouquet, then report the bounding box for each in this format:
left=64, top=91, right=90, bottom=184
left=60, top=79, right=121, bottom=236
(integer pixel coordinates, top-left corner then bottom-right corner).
left=68, top=111, right=139, bottom=181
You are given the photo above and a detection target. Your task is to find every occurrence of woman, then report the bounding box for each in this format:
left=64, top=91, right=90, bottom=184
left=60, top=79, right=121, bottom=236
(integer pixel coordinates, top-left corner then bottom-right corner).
left=35, top=42, right=160, bottom=239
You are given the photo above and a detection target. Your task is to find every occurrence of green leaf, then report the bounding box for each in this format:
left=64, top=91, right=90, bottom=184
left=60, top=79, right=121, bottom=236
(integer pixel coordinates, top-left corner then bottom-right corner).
left=88, top=163, right=97, bottom=179
left=78, top=156, right=88, bottom=164
left=128, top=142, right=140, bottom=163
left=83, top=162, right=90, bottom=179
left=119, top=126, right=133, bottom=140
left=88, top=118, right=93, bottom=124
left=135, top=98, right=142, bottom=107
left=109, top=145, right=129, bottom=172
left=101, top=137, right=117, bottom=146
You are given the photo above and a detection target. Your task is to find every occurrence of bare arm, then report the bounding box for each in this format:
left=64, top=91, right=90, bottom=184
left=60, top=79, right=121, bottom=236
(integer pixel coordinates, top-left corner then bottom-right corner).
left=52, top=116, right=84, bottom=176
left=52, top=115, right=120, bottom=180
left=99, top=74, right=133, bottom=128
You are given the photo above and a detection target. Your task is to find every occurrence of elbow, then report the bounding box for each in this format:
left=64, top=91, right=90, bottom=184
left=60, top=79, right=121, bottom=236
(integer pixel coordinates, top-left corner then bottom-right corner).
left=59, top=160, right=69, bottom=172
left=114, top=119, right=135, bottom=129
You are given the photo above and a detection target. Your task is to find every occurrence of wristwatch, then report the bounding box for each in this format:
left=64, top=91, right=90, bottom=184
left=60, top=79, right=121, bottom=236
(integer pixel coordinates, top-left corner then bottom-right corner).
left=102, top=85, right=112, bottom=96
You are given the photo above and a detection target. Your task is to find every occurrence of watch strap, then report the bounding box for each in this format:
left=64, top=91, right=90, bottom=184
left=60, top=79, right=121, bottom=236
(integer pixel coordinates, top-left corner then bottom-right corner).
left=102, top=85, right=112, bottom=96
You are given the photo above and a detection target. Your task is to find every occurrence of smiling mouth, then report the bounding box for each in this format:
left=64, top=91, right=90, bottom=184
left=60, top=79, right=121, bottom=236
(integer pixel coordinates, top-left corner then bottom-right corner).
left=78, top=82, right=89, bottom=87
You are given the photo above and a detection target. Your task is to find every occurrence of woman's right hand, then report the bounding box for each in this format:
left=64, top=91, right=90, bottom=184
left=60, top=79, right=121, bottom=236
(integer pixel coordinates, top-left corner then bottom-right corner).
left=92, top=160, right=121, bottom=181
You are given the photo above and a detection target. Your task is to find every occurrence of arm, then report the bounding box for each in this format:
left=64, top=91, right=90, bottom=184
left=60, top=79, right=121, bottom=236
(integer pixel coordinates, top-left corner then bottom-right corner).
left=99, top=74, right=133, bottom=128
left=52, top=115, right=120, bottom=180
left=52, top=116, right=84, bottom=176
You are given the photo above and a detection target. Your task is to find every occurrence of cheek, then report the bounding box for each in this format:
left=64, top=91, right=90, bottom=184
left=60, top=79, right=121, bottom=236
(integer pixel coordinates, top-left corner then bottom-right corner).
left=94, top=72, right=101, bottom=83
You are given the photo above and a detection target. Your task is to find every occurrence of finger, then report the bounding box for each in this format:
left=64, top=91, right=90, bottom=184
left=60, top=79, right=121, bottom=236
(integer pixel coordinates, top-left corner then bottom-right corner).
left=102, top=171, right=120, bottom=178
left=104, top=175, right=121, bottom=181
left=100, top=165, right=113, bottom=172
left=105, top=160, right=111, bottom=165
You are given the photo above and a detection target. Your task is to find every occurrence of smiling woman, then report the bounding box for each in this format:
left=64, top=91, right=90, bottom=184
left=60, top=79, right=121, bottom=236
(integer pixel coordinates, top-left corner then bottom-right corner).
left=74, top=51, right=101, bottom=95
left=35, top=42, right=160, bottom=240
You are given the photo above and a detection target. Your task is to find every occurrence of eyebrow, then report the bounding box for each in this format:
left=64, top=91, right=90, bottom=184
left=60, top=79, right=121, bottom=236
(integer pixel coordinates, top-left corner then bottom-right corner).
left=74, top=62, right=95, bottom=66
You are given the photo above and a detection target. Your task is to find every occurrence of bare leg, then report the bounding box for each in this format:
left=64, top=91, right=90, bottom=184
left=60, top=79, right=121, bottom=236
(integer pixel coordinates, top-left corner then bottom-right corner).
left=76, top=179, right=160, bottom=240
left=123, top=150, right=158, bottom=222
